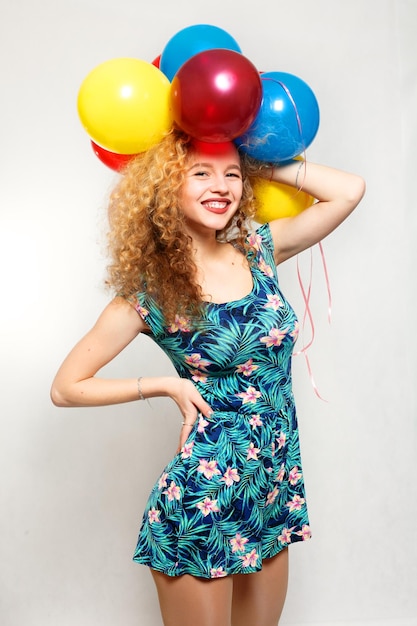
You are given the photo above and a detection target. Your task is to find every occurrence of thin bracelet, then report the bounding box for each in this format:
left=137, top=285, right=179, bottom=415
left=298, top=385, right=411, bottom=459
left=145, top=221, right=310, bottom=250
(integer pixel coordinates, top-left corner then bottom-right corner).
left=137, top=377, right=145, bottom=401
left=182, top=421, right=194, bottom=427
left=295, top=159, right=305, bottom=189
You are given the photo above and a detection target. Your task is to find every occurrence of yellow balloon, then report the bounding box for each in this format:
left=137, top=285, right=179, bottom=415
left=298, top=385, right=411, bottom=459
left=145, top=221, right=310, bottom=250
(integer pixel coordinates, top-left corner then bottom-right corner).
left=77, top=58, right=173, bottom=154
left=251, top=176, right=315, bottom=223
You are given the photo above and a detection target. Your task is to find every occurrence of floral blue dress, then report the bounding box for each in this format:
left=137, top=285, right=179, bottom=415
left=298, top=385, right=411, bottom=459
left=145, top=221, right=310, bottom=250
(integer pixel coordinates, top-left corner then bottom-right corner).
left=128, top=223, right=310, bottom=579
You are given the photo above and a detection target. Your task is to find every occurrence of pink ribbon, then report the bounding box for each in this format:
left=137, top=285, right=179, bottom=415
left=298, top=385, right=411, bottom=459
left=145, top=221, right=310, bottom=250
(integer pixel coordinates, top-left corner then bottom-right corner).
left=293, top=243, right=332, bottom=401
left=261, top=76, right=333, bottom=400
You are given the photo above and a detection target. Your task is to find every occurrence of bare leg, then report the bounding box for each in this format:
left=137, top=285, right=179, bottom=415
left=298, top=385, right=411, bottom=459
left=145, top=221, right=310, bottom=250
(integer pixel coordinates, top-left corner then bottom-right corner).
left=231, top=548, right=289, bottom=626
left=151, top=569, right=233, bottom=626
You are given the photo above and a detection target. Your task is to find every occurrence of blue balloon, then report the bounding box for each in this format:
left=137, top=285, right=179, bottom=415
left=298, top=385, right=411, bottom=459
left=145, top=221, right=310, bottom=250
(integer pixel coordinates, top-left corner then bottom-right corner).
left=160, top=24, right=242, bottom=81
left=235, top=71, right=320, bottom=163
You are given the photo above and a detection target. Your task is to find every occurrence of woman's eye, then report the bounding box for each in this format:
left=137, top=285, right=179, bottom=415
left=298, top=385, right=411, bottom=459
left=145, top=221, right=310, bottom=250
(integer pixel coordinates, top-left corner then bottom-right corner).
left=191, top=170, right=241, bottom=179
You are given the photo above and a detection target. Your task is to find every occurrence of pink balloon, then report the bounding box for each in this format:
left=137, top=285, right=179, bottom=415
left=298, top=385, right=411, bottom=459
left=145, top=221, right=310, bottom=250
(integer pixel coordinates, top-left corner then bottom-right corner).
left=170, top=49, right=262, bottom=142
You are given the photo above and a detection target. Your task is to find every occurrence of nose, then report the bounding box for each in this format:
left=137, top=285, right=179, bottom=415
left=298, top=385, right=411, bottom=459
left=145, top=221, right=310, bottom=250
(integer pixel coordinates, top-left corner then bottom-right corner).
left=210, top=172, right=229, bottom=194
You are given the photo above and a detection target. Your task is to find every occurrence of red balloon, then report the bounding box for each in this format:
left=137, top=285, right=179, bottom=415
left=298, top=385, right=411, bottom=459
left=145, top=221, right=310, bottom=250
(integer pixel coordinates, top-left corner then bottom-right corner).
left=151, top=54, right=161, bottom=68
left=170, top=49, right=262, bottom=142
left=91, top=141, right=137, bottom=171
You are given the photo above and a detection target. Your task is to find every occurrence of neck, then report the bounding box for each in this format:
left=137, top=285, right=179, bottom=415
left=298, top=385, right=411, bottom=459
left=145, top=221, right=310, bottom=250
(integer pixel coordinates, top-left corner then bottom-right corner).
left=185, top=226, right=221, bottom=254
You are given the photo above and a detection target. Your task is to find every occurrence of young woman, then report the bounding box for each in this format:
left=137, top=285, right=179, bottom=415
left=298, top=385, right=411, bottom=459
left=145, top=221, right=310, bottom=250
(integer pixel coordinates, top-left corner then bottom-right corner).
left=51, top=129, right=365, bottom=626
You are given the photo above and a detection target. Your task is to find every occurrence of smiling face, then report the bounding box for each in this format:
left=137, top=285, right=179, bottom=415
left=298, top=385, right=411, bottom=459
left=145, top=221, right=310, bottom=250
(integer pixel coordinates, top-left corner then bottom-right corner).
left=179, top=141, right=243, bottom=237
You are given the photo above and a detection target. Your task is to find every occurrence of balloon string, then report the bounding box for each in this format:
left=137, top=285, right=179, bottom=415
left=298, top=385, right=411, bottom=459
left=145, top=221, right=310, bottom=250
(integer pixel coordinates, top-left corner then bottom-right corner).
left=261, top=77, right=331, bottom=399
left=318, top=241, right=332, bottom=323
left=260, top=76, right=308, bottom=204
left=260, top=77, right=307, bottom=171
left=303, top=351, right=327, bottom=402
left=293, top=245, right=331, bottom=402
left=293, top=248, right=315, bottom=355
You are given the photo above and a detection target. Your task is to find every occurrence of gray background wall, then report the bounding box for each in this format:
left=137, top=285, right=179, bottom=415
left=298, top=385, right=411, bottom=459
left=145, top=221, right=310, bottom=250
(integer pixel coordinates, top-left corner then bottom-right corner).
left=1, top=1, right=416, bottom=624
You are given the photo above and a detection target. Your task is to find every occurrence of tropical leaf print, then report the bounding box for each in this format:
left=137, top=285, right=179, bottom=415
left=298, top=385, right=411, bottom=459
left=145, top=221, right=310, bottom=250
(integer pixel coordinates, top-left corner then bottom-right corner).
left=129, top=223, right=311, bottom=578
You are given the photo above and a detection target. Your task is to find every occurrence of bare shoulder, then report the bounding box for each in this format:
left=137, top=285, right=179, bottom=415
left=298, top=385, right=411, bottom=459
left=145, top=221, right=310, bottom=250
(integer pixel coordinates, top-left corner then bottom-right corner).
left=98, top=296, right=150, bottom=335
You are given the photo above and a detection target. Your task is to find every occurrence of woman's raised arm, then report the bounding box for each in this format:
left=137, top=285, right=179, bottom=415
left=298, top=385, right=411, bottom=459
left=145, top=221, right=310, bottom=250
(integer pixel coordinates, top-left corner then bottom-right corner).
left=266, top=160, right=365, bottom=264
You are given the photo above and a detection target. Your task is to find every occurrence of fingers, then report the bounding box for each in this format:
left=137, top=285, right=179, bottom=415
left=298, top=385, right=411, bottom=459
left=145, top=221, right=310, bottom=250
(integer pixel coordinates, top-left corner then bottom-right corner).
left=170, top=378, right=214, bottom=450
left=178, top=423, right=194, bottom=451
left=175, top=381, right=212, bottom=423
left=184, top=386, right=213, bottom=416
left=177, top=408, right=208, bottom=450
left=197, top=401, right=213, bottom=419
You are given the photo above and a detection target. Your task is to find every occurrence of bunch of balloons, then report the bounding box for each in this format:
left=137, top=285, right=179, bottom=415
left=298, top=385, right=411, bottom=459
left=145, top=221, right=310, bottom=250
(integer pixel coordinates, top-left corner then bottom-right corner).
left=77, top=24, right=320, bottom=219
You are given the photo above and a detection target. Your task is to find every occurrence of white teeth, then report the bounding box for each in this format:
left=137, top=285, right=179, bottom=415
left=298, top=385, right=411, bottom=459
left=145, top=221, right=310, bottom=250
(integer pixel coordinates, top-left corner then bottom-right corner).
left=205, top=202, right=228, bottom=209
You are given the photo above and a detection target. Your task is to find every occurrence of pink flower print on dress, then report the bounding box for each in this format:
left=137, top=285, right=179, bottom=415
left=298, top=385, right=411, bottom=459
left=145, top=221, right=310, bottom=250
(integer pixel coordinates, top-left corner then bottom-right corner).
left=137, top=305, right=149, bottom=318
left=197, top=414, right=209, bottom=432
left=247, top=232, right=263, bottom=250
left=191, top=370, right=208, bottom=383
left=185, top=353, right=211, bottom=370
left=167, top=315, right=192, bottom=333
left=288, top=466, right=303, bottom=485
left=264, top=294, right=283, bottom=310
left=258, top=256, right=274, bottom=277
left=249, top=414, right=263, bottom=429
left=276, top=463, right=286, bottom=482
left=196, top=497, right=220, bottom=517
left=230, top=533, right=249, bottom=553
left=163, top=481, right=181, bottom=501
left=276, top=431, right=287, bottom=449
left=266, top=486, right=280, bottom=505
left=221, top=466, right=240, bottom=487
left=235, top=358, right=259, bottom=377
left=286, top=494, right=305, bottom=512
left=148, top=508, right=161, bottom=524
left=181, top=441, right=194, bottom=459
left=236, top=386, right=262, bottom=405
left=240, top=548, right=259, bottom=568
left=210, top=567, right=227, bottom=578
left=260, top=327, right=288, bottom=348
left=290, top=320, right=299, bottom=341
left=158, top=472, right=169, bottom=490
left=197, top=459, right=221, bottom=480
left=247, top=442, right=260, bottom=460
left=296, top=524, right=312, bottom=540
left=278, top=527, right=294, bottom=544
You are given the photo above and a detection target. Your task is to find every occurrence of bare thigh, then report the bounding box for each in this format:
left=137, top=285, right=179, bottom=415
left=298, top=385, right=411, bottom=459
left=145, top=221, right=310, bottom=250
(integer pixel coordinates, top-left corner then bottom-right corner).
left=231, top=548, right=289, bottom=626
left=151, top=569, right=233, bottom=626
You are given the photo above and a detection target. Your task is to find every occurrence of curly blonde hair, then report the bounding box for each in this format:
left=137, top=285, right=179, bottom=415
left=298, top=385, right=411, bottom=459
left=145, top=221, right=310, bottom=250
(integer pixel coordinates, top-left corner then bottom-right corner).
left=106, top=128, right=265, bottom=324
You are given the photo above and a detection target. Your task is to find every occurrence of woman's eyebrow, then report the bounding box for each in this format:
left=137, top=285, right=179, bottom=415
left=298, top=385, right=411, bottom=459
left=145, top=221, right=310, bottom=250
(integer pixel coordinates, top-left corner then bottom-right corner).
left=188, top=162, right=242, bottom=171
